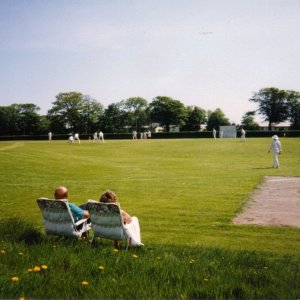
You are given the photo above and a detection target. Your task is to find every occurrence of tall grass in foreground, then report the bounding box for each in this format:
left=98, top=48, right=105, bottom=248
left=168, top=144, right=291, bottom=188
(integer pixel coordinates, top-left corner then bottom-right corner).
left=1, top=219, right=300, bottom=299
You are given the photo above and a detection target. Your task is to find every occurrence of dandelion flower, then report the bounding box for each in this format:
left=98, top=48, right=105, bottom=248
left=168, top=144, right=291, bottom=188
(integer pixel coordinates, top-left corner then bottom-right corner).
left=98, top=265, right=104, bottom=271
left=156, top=256, right=161, bottom=260
left=28, top=268, right=33, bottom=273
left=203, top=278, right=209, bottom=282
left=113, top=249, right=119, bottom=253
left=81, top=281, right=88, bottom=286
left=19, top=297, right=25, bottom=300
left=33, top=266, right=41, bottom=272
left=132, top=254, right=138, bottom=259
left=19, top=252, right=24, bottom=256
left=11, top=276, right=19, bottom=282
left=189, top=259, right=195, bottom=264
left=41, top=265, right=48, bottom=270
left=1, top=249, right=6, bottom=254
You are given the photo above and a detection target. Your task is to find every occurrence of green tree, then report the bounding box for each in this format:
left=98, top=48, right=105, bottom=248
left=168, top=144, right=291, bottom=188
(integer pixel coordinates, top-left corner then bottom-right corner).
left=286, top=90, right=300, bottom=129
left=13, top=103, right=41, bottom=135
left=148, top=96, right=187, bottom=131
left=250, top=87, right=289, bottom=130
left=81, top=95, right=104, bottom=134
left=120, top=97, right=148, bottom=131
left=181, top=106, right=207, bottom=131
left=0, top=106, right=18, bottom=135
left=100, top=103, right=127, bottom=133
left=241, top=111, right=260, bottom=130
left=206, top=108, right=230, bottom=131
left=47, top=92, right=84, bottom=133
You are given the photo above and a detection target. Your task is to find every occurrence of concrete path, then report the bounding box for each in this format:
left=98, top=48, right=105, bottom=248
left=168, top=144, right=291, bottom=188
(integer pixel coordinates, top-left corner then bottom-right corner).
left=233, top=176, right=300, bottom=228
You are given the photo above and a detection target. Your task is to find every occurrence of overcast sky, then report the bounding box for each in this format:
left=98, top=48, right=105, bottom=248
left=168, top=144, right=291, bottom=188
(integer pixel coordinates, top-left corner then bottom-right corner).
left=1, top=0, right=299, bottom=124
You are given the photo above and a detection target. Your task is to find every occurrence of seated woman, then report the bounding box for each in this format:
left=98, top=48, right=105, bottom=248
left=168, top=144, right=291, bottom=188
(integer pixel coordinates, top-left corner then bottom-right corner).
left=99, top=190, right=143, bottom=247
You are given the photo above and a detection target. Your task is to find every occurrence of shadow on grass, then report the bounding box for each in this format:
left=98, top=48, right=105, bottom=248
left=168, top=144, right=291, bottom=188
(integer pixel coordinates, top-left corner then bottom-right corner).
left=0, top=217, right=44, bottom=244
left=252, top=167, right=273, bottom=169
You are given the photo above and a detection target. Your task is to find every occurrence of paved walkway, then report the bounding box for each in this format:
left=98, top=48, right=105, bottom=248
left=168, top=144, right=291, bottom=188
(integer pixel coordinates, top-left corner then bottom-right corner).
left=233, top=176, right=300, bottom=228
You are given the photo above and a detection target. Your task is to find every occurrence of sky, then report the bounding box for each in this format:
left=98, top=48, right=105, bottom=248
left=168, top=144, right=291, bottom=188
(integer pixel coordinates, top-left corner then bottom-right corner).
left=1, top=0, right=300, bottom=124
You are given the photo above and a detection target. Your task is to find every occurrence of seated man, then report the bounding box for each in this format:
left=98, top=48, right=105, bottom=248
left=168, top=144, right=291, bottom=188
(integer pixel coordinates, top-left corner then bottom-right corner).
left=54, top=186, right=89, bottom=222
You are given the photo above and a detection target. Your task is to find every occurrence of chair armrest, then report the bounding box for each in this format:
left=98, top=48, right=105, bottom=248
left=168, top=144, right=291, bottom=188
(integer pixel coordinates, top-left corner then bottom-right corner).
left=75, top=218, right=89, bottom=227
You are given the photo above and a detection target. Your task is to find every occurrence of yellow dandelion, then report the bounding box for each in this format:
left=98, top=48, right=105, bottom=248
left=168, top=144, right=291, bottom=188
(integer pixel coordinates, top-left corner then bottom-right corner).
left=41, top=265, right=48, bottom=270
left=81, top=280, right=88, bottom=286
left=98, top=265, right=104, bottom=271
left=33, top=266, right=41, bottom=272
left=132, top=254, right=138, bottom=259
left=189, top=259, right=195, bottom=264
left=1, top=249, right=6, bottom=254
left=11, top=276, right=19, bottom=282
left=19, top=297, right=25, bottom=300
left=156, top=256, right=161, bottom=260
left=203, top=278, right=209, bottom=282
left=27, top=268, right=33, bottom=273
left=113, top=248, right=119, bottom=253
left=19, top=252, right=24, bottom=256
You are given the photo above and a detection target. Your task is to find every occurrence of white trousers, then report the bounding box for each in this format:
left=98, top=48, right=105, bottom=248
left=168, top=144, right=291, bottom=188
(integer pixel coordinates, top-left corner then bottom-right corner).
left=124, top=216, right=142, bottom=246
left=272, top=151, right=279, bottom=168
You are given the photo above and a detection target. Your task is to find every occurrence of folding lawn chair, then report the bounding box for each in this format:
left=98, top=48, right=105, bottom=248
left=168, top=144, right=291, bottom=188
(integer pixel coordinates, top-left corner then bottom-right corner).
left=86, top=200, right=131, bottom=249
left=37, top=198, right=91, bottom=238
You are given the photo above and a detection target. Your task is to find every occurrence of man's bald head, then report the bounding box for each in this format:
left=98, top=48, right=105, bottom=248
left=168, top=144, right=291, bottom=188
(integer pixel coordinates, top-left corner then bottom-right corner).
left=54, top=186, right=68, bottom=199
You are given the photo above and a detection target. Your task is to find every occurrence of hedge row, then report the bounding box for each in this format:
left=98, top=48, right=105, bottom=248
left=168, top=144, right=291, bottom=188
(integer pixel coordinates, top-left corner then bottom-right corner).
left=0, top=130, right=300, bottom=141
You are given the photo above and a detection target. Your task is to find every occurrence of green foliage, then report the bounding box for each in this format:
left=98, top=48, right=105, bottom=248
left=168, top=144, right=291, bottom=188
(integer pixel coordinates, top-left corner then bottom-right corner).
left=207, top=108, right=230, bottom=130
left=181, top=105, right=207, bottom=131
left=250, top=87, right=291, bottom=129
left=241, top=111, right=260, bottom=130
left=148, top=96, right=187, bottom=131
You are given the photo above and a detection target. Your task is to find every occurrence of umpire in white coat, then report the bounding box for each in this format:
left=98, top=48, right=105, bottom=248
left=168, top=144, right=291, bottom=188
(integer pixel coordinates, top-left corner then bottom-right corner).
left=268, top=135, right=282, bottom=168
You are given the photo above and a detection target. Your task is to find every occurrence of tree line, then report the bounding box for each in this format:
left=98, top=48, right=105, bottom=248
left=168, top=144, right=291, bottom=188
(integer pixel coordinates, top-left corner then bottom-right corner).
left=0, top=87, right=299, bottom=136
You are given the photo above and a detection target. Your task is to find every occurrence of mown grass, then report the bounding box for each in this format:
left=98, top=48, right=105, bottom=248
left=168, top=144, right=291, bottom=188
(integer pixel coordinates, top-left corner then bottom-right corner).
left=0, top=138, right=300, bottom=299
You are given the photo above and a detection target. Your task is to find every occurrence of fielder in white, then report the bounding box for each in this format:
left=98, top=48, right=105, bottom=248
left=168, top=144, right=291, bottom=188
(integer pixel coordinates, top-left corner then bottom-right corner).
left=99, top=131, right=104, bottom=143
left=268, top=135, right=282, bottom=168
left=74, top=133, right=80, bottom=143
left=212, top=128, right=217, bottom=139
left=93, top=132, right=99, bottom=142
left=240, top=128, right=246, bottom=142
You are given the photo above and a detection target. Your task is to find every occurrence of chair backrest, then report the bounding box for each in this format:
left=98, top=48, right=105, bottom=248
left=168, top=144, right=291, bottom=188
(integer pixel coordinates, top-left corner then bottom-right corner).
left=86, top=200, right=126, bottom=240
left=37, top=198, right=79, bottom=237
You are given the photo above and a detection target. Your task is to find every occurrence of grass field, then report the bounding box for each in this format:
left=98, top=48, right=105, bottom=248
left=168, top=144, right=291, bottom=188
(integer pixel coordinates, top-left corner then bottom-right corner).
left=0, top=138, right=300, bottom=299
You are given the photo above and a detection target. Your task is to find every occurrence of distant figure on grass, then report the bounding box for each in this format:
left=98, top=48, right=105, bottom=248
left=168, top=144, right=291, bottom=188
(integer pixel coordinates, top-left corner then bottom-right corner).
left=132, top=130, right=137, bottom=140
left=74, top=133, right=80, bottom=143
left=68, top=135, right=74, bottom=143
left=212, top=128, right=217, bottom=139
left=268, top=135, right=282, bottom=169
left=48, top=132, right=52, bottom=141
left=147, top=130, right=151, bottom=138
left=93, top=132, right=99, bottom=142
left=99, top=131, right=104, bottom=143
left=99, top=190, right=143, bottom=248
left=54, top=186, right=89, bottom=222
left=240, top=128, right=246, bottom=142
